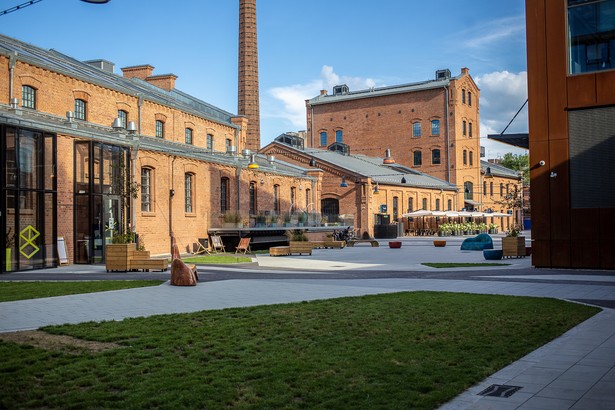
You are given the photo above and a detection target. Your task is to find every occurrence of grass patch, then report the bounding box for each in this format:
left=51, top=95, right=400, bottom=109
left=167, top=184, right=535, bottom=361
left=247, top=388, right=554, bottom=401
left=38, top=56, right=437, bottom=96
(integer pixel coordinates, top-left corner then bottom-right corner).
left=0, top=281, right=164, bottom=302
left=181, top=254, right=252, bottom=264
left=423, top=262, right=511, bottom=268
left=0, top=292, right=598, bottom=409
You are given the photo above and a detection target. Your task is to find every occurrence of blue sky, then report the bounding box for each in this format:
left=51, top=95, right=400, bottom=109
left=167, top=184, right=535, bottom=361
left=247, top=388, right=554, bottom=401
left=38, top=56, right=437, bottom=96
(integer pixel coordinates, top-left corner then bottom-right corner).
left=1, top=0, right=528, bottom=158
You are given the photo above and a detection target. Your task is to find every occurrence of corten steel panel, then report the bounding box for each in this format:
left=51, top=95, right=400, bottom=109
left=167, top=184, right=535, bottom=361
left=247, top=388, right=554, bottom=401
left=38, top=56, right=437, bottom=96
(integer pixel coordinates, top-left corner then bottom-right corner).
left=549, top=138, right=571, bottom=240
left=599, top=209, right=615, bottom=243
left=550, top=240, right=571, bottom=268
left=525, top=0, right=549, bottom=143
left=570, top=209, right=599, bottom=240
left=545, top=0, right=568, bottom=140
left=596, top=70, right=615, bottom=105
left=529, top=140, right=551, bottom=241
left=570, top=241, right=601, bottom=269
left=567, top=74, right=596, bottom=108
left=531, top=239, right=550, bottom=267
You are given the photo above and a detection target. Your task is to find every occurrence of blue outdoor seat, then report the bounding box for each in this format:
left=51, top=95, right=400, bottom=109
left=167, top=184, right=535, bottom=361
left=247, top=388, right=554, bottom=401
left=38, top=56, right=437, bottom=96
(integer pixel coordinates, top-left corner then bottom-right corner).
left=460, top=233, right=494, bottom=251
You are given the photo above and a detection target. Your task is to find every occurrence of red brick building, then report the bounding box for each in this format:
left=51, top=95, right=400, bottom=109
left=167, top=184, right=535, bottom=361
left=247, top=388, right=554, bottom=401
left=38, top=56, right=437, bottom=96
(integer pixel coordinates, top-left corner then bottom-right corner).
left=305, top=68, right=482, bottom=210
left=0, top=34, right=316, bottom=271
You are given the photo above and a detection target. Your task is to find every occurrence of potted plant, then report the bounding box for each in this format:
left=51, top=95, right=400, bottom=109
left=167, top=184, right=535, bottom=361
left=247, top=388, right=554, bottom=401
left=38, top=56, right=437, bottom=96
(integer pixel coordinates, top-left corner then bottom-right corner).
left=298, top=211, right=308, bottom=227
left=488, top=223, right=499, bottom=234
left=286, top=230, right=312, bottom=255
left=502, top=225, right=525, bottom=258
left=5, top=227, right=15, bottom=272
left=255, top=213, right=266, bottom=228
left=222, top=212, right=242, bottom=228
left=283, top=213, right=292, bottom=227
left=105, top=226, right=137, bottom=272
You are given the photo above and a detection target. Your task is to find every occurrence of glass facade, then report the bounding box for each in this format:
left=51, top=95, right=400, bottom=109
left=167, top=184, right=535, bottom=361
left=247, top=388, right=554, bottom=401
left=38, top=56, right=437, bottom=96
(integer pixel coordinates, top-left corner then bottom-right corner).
left=2, top=125, right=57, bottom=272
left=568, top=0, right=615, bottom=73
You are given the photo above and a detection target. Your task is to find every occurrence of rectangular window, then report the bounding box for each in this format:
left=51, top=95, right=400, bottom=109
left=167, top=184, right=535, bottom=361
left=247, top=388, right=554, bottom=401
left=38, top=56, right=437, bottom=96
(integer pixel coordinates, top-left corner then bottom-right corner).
left=220, top=178, right=229, bottom=213
left=155, top=120, right=164, bottom=138
left=462, top=121, right=467, bottom=136
left=413, top=122, right=421, bottom=137
left=75, top=99, right=86, bottom=120
left=568, top=0, right=615, bottom=74
left=432, top=149, right=441, bottom=165
left=207, top=134, right=213, bottom=150
left=118, top=110, right=128, bottom=128
left=320, top=131, right=327, bottom=146
left=413, top=151, right=422, bottom=166
left=335, top=130, right=343, bottom=142
left=393, top=196, right=398, bottom=220
left=22, top=86, right=36, bottom=109
left=490, top=182, right=494, bottom=196
left=407, top=197, right=413, bottom=213
left=422, top=198, right=428, bottom=210
left=468, top=92, right=472, bottom=106
left=305, top=188, right=311, bottom=210
left=469, top=151, right=474, bottom=166
left=447, top=199, right=452, bottom=211
left=469, top=122, right=473, bottom=137
left=185, top=174, right=193, bottom=213
left=249, top=182, right=256, bottom=215
left=462, top=89, right=466, bottom=104
left=435, top=198, right=440, bottom=211
left=431, top=120, right=440, bottom=136
left=141, top=168, right=151, bottom=212
left=185, top=128, right=193, bottom=145
left=273, top=185, right=280, bottom=213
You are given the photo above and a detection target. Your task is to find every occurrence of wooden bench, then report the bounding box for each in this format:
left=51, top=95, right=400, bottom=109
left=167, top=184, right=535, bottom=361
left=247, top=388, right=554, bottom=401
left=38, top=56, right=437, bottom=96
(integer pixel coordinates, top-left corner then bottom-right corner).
left=346, top=239, right=379, bottom=247
left=129, top=250, right=168, bottom=272
left=270, top=246, right=290, bottom=256
left=324, top=240, right=345, bottom=249
left=289, top=241, right=313, bottom=255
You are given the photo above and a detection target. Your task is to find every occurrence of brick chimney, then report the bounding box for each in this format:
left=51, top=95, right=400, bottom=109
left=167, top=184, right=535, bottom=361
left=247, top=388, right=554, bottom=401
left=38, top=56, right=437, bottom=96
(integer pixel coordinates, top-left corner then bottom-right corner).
left=461, top=67, right=469, bottom=75
left=320, top=89, right=328, bottom=96
left=121, top=64, right=154, bottom=80
left=145, top=74, right=178, bottom=91
left=238, top=0, right=260, bottom=152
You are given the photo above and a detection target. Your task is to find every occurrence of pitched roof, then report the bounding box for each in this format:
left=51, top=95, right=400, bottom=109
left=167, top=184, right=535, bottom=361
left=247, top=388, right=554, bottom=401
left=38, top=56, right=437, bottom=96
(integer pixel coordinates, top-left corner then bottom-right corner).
left=0, top=34, right=236, bottom=128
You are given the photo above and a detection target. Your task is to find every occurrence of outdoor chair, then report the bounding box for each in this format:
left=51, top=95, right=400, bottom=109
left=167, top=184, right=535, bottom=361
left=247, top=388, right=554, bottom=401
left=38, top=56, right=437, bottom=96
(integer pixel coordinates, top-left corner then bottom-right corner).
left=210, top=235, right=226, bottom=253
left=193, top=238, right=210, bottom=255
left=460, top=233, right=494, bottom=251
left=235, top=237, right=251, bottom=254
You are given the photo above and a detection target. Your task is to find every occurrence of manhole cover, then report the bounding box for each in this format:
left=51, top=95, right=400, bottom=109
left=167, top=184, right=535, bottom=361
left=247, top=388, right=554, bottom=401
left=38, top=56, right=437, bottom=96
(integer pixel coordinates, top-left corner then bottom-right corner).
left=478, top=384, right=522, bottom=398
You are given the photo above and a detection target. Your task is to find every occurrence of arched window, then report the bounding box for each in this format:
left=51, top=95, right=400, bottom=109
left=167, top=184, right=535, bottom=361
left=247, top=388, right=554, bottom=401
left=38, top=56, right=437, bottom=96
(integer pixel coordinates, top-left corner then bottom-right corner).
left=413, top=122, right=421, bottom=137
left=305, top=188, right=311, bottom=210
left=22, top=85, right=36, bottom=109
left=320, top=131, right=327, bottom=146
left=393, top=196, right=399, bottom=220
left=432, top=149, right=441, bottom=165
left=141, top=167, right=153, bottom=212
left=407, top=197, right=414, bottom=213
left=483, top=181, right=487, bottom=197
left=220, top=177, right=229, bottom=213
left=463, top=150, right=467, bottom=165
left=185, top=173, right=194, bottom=213
left=469, top=122, right=473, bottom=137
left=500, top=183, right=504, bottom=196
left=249, top=182, right=257, bottom=215
left=464, top=181, right=474, bottom=200
left=431, top=119, right=440, bottom=136
left=155, top=120, right=164, bottom=138
left=462, top=89, right=466, bottom=104
left=74, top=99, right=87, bottom=120
left=118, top=110, right=128, bottom=128
left=447, top=199, right=452, bottom=211
left=469, top=151, right=474, bottom=166
left=468, top=91, right=472, bottom=106
left=290, top=187, right=296, bottom=211
left=435, top=198, right=440, bottom=211
left=490, top=182, right=494, bottom=196
left=462, top=120, right=467, bottom=136
left=422, top=198, right=428, bottom=210
left=207, top=134, right=214, bottom=150
left=413, top=150, right=422, bottom=166
left=273, top=184, right=280, bottom=213
left=335, top=129, right=343, bottom=142
left=185, top=128, right=193, bottom=145
left=321, top=198, right=339, bottom=222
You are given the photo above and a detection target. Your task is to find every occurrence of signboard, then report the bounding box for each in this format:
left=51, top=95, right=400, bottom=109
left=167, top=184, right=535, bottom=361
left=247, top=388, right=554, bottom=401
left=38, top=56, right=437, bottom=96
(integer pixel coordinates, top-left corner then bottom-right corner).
left=57, top=236, right=68, bottom=265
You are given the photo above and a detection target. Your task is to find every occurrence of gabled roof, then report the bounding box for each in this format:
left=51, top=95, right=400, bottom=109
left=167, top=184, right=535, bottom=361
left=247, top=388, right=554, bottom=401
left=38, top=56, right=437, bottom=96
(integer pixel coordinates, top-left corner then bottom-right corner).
left=0, top=34, right=237, bottom=128
left=263, top=140, right=457, bottom=191
left=481, top=160, right=521, bottom=179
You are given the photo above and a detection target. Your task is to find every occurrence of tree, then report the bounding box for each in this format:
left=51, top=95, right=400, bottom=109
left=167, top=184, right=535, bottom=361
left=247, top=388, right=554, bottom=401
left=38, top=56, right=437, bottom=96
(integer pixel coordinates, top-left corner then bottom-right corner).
left=500, top=153, right=529, bottom=184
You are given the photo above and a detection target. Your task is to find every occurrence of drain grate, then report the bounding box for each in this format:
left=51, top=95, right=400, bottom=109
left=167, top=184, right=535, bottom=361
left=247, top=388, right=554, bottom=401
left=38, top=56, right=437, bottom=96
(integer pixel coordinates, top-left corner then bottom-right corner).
left=478, top=384, right=523, bottom=398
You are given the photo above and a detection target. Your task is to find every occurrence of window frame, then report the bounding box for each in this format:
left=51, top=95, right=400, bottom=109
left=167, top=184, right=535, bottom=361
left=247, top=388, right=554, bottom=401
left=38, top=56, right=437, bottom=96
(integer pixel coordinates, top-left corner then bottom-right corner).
left=431, top=119, right=440, bottom=136
left=74, top=99, right=87, bottom=121
left=185, top=128, right=193, bottom=145
left=413, top=150, right=422, bottom=166
left=413, top=122, right=422, bottom=137
left=155, top=120, right=164, bottom=138
left=220, top=177, right=229, bottom=213
left=249, top=181, right=257, bottom=215
left=118, top=110, right=128, bottom=128
left=432, top=148, right=441, bottom=165
left=320, top=131, right=327, bottom=146
left=141, top=167, right=152, bottom=212
left=335, top=129, right=343, bottom=143
left=207, top=134, right=214, bottom=151
left=184, top=173, right=194, bottom=213
left=22, top=85, right=36, bottom=109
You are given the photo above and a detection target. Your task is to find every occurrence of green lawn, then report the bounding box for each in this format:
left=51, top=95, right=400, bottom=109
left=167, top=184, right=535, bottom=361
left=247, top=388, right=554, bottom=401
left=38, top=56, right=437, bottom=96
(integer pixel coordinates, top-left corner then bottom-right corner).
left=181, top=254, right=253, bottom=264
left=0, top=281, right=164, bottom=302
left=423, top=262, right=511, bottom=268
left=0, top=292, right=599, bottom=409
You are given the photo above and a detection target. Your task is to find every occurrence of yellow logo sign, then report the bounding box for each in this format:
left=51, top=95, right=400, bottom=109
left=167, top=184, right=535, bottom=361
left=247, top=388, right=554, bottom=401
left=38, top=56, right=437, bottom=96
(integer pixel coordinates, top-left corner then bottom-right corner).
left=20, top=225, right=40, bottom=259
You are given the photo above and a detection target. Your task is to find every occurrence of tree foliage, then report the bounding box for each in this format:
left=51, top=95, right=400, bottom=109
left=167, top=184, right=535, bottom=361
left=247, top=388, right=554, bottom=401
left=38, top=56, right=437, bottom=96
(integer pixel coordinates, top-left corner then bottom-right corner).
left=500, top=153, right=529, bottom=184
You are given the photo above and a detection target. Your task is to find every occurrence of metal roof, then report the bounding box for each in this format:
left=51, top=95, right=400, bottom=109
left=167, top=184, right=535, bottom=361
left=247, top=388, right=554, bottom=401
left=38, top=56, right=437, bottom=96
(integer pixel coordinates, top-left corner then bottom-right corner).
left=480, top=160, right=521, bottom=179
left=0, top=34, right=237, bottom=128
left=487, top=133, right=529, bottom=149
left=266, top=141, right=457, bottom=191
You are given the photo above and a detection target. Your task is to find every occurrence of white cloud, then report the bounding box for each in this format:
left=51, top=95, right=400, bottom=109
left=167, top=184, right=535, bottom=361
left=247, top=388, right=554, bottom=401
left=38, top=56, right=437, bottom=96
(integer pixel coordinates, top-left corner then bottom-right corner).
left=462, top=16, right=526, bottom=49
left=476, top=71, right=529, bottom=159
left=266, top=66, right=381, bottom=130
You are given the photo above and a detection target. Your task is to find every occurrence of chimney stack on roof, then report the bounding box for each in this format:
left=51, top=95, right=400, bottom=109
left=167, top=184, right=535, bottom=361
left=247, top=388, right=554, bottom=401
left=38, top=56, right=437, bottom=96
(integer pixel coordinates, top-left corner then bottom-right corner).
left=121, top=65, right=177, bottom=91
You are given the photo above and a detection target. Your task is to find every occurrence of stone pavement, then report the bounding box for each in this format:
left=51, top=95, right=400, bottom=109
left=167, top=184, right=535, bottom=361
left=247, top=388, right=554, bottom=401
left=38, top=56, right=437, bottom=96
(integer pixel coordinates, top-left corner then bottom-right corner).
left=1, top=233, right=614, bottom=409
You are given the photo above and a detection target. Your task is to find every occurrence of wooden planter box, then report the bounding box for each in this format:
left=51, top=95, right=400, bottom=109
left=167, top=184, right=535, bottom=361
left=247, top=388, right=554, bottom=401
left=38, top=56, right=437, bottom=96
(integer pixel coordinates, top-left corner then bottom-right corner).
left=289, top=241, right=313, bottom=255
left=105, top=243, right=137, bottom=271
left=502, top=236, right=526, bottom=258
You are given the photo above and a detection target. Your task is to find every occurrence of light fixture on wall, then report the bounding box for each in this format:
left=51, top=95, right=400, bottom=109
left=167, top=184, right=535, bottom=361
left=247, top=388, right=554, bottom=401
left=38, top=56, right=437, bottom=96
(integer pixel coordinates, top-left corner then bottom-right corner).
left=340, top=177, right=348, bottom=188
left=248, top=154, right=259, bottom=169
left=373, top=182, right=380, bottom=194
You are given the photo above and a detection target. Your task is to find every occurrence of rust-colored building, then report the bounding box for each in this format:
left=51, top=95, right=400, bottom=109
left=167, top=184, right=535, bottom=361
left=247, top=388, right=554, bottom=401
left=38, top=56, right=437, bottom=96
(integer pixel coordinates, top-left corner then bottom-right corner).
left=526, top=0, right=615, bottom=269
left=305, top=68, right=482, bottom=209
